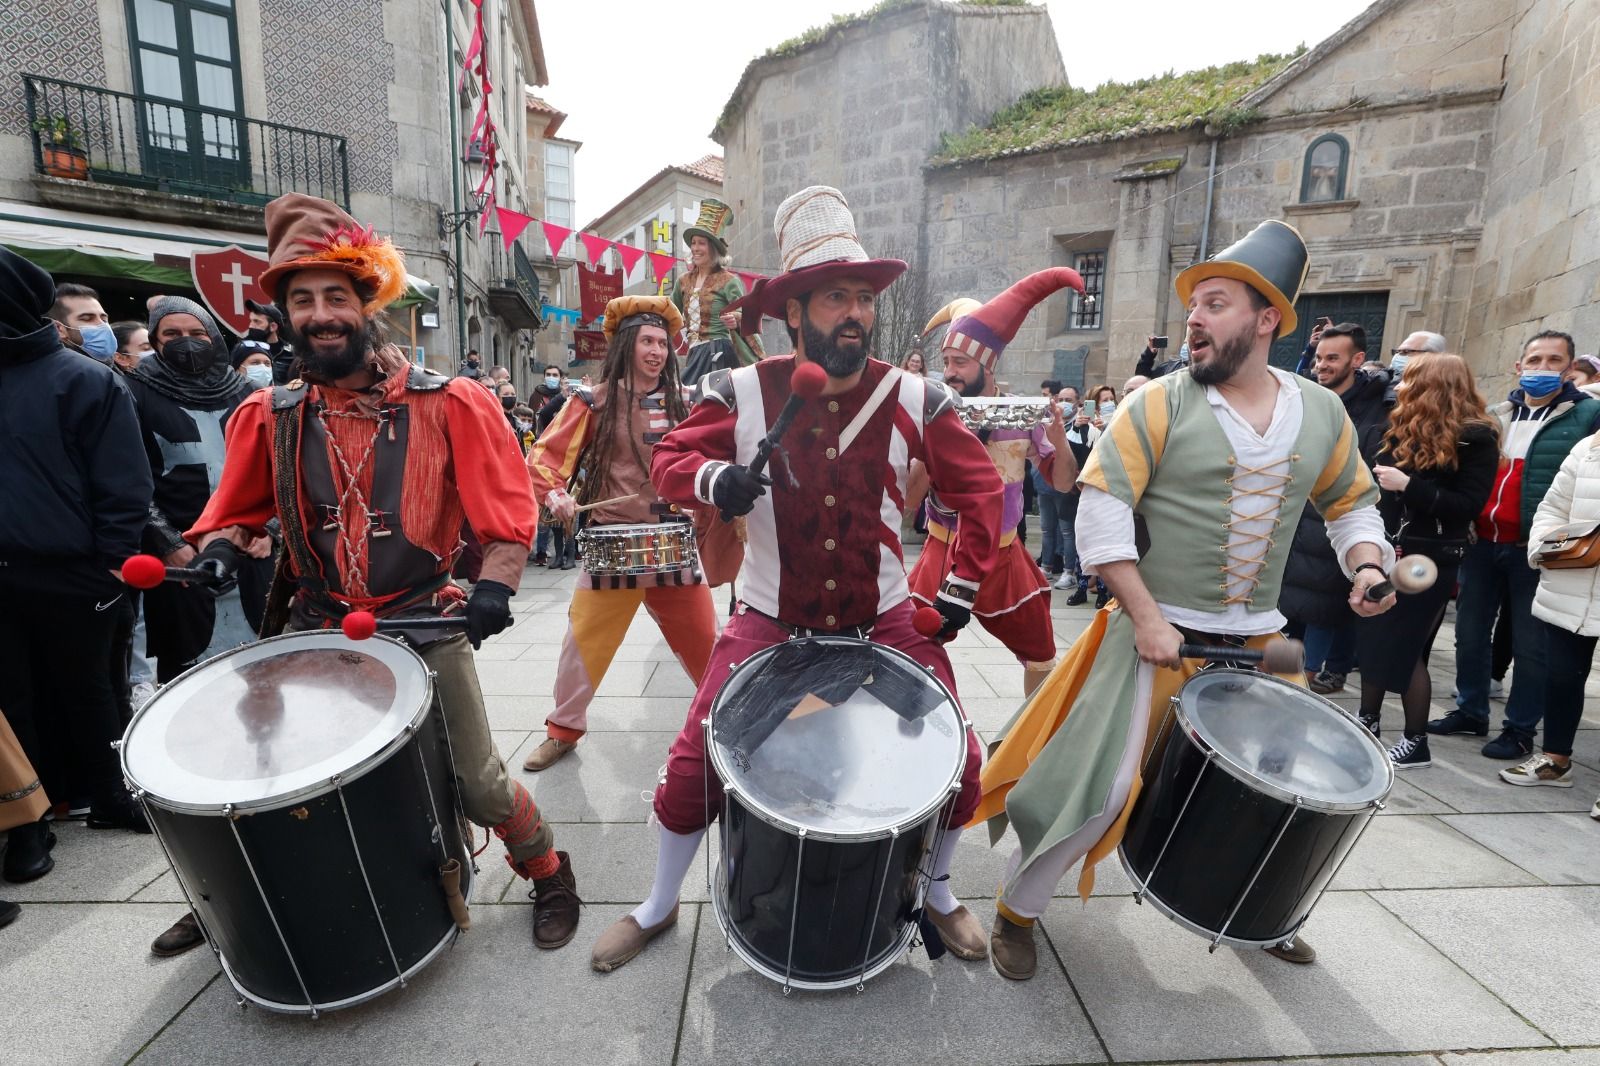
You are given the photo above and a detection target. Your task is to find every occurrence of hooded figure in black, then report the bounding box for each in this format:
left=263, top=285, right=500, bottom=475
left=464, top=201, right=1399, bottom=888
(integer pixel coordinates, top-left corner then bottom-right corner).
left=126, top=295, right=251, bottom=681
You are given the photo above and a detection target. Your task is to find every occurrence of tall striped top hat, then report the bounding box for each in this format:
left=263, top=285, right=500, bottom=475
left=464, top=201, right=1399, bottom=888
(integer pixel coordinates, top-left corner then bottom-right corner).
left=922, top=268, right=1085, bottom=372
left=731, top=186, right=906, bottom=325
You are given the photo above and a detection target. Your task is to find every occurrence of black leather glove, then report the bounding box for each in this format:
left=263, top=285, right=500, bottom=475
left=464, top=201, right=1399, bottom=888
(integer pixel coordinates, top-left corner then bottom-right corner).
left=465, top=579, right=514, bottom=649
left=713, top=464, right=771, bottom=520
left=931, top=581, right=975, bottom=642
left=192, top=539, right=242, bottom=597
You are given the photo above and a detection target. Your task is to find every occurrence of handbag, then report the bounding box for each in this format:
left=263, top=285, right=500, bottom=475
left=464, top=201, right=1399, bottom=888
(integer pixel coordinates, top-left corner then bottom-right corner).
left=0, top=711, right=50, bottom=831
left=1537, top=520, right=1600, bottom=570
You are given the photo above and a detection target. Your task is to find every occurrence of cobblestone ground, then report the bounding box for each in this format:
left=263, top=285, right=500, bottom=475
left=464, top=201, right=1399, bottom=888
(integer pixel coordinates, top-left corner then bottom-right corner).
left=4, top=537, right=1598, bottom=1066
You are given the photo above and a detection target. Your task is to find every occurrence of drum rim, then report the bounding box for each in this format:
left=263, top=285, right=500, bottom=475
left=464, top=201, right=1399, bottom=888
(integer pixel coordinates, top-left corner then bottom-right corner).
left=707, top=862, right=921, bottom=990
left=706, top=635, right=967, bottom=843
left=120, top=630, right=436, bottom=816
left=1174, top=668, right=1394, bottom=812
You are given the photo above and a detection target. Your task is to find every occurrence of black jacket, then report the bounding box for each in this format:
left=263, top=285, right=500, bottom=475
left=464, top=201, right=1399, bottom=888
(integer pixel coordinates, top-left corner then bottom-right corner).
left=1377, top=421, right=1499, bottom=554
left=0, top=323, right=153, bottom=578
left=1279, top=370, right=1395, bottom=627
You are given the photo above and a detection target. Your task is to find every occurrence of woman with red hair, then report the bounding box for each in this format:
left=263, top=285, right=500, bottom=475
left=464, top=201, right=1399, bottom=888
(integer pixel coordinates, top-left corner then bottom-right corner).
left=1357, top=354, right=1498, bottom=767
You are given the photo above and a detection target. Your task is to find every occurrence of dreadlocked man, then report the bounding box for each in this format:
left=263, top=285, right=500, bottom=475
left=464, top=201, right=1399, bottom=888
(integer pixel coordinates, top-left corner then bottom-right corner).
left=522, top=295, right=721, bottom=772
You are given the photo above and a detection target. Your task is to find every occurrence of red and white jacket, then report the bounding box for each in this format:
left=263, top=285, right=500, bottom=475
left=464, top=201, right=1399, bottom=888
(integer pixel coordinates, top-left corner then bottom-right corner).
left=651, top=356, right=1003, bottom=630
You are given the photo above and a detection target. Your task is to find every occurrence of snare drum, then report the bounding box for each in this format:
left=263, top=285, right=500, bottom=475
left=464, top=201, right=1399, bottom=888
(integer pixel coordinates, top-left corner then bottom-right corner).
left=705, top=637, right=968, bottom=991
left=577, top=522, right=698, bottom=577
left=1119, top=669, right=1392, bottom=949
left=120, top=631, right=472, bottom=1015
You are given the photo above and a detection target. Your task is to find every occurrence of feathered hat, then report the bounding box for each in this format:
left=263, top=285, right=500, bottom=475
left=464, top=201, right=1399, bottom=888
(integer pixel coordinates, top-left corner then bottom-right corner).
left=728, top=186, right=906, bottom=333
left=602, top=294, right=684, bottom=342
left=922, top=267, right=1085, bottom=371
left=258, top=193, right=407, bottom=316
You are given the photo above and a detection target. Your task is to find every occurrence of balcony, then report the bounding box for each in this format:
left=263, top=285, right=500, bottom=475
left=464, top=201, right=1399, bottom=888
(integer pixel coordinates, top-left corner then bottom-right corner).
left=486, top=238, right=543, bottom=331
left=22, top=74, right=348, bottom=226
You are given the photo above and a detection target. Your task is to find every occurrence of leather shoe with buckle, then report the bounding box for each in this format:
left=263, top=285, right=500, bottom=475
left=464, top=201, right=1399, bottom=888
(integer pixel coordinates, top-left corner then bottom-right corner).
left=926, top=904, right=987, bottom=960
left=151, top=911, right=207, bottom=957
left=591, top=904, right=679, bottom=972
left=1264, top=934, right=1316, bottom=964
left=3, top=819, right=56, bottom=883
left=523, top=737, right=577, bottom=772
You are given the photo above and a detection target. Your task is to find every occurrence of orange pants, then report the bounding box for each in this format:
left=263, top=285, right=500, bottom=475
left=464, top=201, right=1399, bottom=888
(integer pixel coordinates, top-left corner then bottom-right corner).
left=547, top=583, right=718, bottom=741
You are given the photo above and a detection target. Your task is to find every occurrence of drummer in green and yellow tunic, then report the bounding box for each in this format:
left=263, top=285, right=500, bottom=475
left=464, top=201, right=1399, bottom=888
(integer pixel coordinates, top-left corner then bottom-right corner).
left=669, top=198, right=763, bottom=384
left=971, top=221, right=1398, bottom=979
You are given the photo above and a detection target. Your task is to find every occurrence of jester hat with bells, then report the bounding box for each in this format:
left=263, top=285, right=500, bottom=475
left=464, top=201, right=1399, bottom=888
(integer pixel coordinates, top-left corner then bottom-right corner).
left=257, top=193, right=408, bottom=317
left=923, top=267, right=1086, bottom=373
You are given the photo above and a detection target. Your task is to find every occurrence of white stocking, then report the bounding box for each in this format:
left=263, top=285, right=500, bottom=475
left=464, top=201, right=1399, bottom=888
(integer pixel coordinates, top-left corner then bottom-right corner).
left=630, top=824, right=704, bottom=928
left=924, top=827, right=965, bottom=915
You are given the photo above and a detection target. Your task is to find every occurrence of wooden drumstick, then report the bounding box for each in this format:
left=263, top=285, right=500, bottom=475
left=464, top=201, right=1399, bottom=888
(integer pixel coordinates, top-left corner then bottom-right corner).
left=1177, top=639, right=1306, bottom=674
left=574, top=492, right=642, bottom=515
left=1363, top=555, right=1439, bottom=601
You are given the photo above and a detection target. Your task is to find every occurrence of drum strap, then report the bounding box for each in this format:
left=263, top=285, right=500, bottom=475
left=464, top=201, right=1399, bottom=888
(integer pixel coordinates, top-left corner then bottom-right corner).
left=269, top=398, right=327, bottom=598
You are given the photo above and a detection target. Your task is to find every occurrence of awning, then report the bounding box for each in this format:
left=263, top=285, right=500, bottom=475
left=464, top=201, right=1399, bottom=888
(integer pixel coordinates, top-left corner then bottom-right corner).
left=0, top=202, right=437, bottom=305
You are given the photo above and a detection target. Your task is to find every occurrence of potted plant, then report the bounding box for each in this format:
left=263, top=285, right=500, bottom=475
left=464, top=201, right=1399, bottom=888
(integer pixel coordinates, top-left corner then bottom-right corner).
left=31, top=116, right=88, bottom=181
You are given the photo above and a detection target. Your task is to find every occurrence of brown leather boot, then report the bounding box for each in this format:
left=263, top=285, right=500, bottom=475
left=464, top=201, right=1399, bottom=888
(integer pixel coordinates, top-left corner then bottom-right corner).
left=151, top=911, right=206, bottom=957
left=990, top=911, right=1037, bottom=980
left=522, top=737, right=576, bottom=772
left=529, top=851, right=580, bottom=949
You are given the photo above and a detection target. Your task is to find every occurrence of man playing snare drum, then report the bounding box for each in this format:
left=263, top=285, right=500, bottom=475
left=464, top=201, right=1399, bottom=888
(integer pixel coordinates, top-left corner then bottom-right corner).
left=971, top=221, right=1396, bottom=978
left=151, top=193, right=579, bottom=958
left=587, top=185, right=1006, bottom=973
left=521, top=295, right=721, bottom=773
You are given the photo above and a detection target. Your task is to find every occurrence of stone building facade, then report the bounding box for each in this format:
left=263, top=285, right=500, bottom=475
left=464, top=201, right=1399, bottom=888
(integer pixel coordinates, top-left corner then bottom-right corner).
left=714, top=0, right=1065, bottom=354
left=586, top=154, right=724, bottom=299
left=0, top=0, right=550, bottom=378
left=719, top=0, right=1598, bottom=398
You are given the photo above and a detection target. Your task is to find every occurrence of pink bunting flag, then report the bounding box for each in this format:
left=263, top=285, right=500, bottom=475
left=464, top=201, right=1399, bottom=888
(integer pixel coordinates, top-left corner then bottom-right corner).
left=735, top=271, right=765, bottom=292
left=648, top=253, right=678, bottom=283
left=580, top=232, right=613, bottom=268
left=457, top=22, right=483, bottom=92
left=542, top=222, right=573, bottom=260
left=613, top=243, right=646, bottom=278
left=496, top=207, right=533, bottom=250
left=478, top=194, right=496, bottom=236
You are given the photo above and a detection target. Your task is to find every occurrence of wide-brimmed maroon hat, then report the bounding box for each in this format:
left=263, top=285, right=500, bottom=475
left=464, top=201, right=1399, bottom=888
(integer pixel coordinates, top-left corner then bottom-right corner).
left=729, top=186, right=905, bottom=333
left=258, top=193, right=407, bottom=316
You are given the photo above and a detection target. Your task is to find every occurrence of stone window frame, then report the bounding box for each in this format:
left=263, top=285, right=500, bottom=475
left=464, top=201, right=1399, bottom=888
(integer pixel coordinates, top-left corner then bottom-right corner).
left=1300, top=133, right=1351, bottom=204
left=1067, top=250, right=1106, bottom=331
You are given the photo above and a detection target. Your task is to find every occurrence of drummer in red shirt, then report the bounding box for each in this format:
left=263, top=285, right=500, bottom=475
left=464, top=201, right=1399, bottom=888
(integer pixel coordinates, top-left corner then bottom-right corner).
left=588, top=185, right=1005, bottom=973
left=148, top=193, right=579, bottom=959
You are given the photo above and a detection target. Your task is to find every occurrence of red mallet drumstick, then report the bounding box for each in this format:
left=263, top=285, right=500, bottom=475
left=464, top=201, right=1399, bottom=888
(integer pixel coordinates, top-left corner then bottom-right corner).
left=913, top=606, right=945, bottom=639
left=121, top=553, right=226, bottom=589
left=720, top=362, right=831, bottom=522
left=1363, top=555, right=1439, bottom=601
left=340, top=611, right=469, bottom=641
left=1178, top=638, right=1306, bottom=674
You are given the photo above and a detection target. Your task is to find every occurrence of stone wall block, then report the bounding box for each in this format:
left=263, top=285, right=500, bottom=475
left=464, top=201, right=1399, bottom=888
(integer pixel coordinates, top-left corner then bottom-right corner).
left=1413, top=167, right=1488, bottom=206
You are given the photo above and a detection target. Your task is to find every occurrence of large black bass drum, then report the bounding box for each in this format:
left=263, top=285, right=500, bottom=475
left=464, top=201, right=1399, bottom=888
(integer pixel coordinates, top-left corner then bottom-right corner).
left=119, top=631, right=472, bottom=1015
left=1120, top=668, right=1392, bottom=949
left=705, top=637, right=968, bottom=992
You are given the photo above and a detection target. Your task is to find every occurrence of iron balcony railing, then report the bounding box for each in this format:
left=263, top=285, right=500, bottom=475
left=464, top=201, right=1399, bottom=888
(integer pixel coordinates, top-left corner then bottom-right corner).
left=23, top=73, right=349, bottom=208
left=486, top=236, right=543, bottom=328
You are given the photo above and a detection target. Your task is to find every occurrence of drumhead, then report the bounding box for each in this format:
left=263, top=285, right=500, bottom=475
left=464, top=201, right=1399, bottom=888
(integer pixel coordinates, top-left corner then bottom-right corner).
left=122, top=632, right=432, bottom=812
left=1177, top=669, right=1391, bottom=809
left=707, top=636, right=965, bottom=838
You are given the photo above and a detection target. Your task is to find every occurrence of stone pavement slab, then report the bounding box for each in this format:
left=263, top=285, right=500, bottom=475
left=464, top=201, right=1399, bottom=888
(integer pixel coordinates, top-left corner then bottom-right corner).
left=0, top=902, right=213, bottom=1065
left=1, top=821, right=169, bottom=903
left=1440, top=812, right=1600, bottom=885
left=1401, top=736, right=1600, bottom=814
left=674, top=903, right=1106, bottom=1066
left=516, top=730, right=675, bottom=823
left=1329, top=814, right=1544, bottom=890
left=135, top=904, right=691, bottom=1066
left=1374, top=886, right=1600, bottom=1046
left=1044, top=892, right=1551, bottom=1060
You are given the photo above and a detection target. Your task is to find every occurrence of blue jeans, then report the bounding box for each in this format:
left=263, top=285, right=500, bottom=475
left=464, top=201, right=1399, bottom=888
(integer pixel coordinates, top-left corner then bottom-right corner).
left=1304, top=623, right=1356, bottom=675
left=1453, top=540, right=1545, bottom=735
left=1058, top=491, right=1080, bottom=577
left=1037, top=488, right=1063, bottom=572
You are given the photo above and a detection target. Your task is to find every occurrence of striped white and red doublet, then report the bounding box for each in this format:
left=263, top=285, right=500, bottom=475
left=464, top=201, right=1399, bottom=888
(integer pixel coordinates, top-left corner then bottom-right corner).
left=651, top=356, right=1003, bottom=631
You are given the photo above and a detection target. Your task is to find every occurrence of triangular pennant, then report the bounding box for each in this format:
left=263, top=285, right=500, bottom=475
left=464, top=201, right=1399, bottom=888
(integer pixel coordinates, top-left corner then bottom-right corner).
left=580, top=232, right=613, bottom=268
left=614, top=242, right=646, bottom=277
left=478, top=194, right=496, bottom=236
left=542, top=222, right=573, bottom=260
left=496, top=207, right=533, bottom=250
left=648, top=253, right=678, bottom=283
left=457, top=22, right=483, bottom=93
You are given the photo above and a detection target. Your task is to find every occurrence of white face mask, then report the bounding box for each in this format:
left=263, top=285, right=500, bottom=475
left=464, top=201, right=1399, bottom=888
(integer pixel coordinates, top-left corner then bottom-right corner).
left=244, top=364, right=273, bottom=389
left=544, top=375, right=561, bottom=388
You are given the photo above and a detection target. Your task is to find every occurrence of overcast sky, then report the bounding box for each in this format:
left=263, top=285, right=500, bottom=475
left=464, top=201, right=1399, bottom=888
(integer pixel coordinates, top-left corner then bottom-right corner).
left=537, top=0, right=1375, bottom=227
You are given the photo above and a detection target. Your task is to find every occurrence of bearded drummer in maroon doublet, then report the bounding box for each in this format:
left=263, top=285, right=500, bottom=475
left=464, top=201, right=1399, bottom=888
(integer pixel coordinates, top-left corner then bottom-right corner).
left=586, top=185, right=1005, bottom=973
left=147, top=193, right=579, bottom=959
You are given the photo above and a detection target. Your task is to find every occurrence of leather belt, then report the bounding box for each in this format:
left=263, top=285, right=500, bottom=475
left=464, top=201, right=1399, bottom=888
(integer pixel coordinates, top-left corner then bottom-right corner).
left=739, top=602, right=874, bottom=640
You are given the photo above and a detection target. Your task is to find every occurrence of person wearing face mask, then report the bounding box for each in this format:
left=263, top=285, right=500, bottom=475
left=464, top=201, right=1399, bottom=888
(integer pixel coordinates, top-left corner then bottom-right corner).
left=112, top=321, right=154, bottom=373
left=1432, top=330, right=1600, bottom=759
left=47, top=282, right=119, bottom=364
left=232, top=346, right=275, bottom=391
left=125, top=296, right=254, bottom=684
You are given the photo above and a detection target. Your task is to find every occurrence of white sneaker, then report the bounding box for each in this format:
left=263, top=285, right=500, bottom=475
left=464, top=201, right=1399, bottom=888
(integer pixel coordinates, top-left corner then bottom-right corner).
left=1052, top=572, right=1076, bottom=590
left=1489, top=678, right=1506, bottom=701
left=131, top=682, right=158, bottom=710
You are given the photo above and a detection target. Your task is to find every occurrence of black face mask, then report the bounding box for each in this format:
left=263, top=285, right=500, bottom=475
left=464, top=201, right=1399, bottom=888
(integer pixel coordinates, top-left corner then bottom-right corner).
left=500, top=394, right=516, bottom=410
left=159, top=336, right=222, bottom=375
left=245, top=327, right=271, bottom=343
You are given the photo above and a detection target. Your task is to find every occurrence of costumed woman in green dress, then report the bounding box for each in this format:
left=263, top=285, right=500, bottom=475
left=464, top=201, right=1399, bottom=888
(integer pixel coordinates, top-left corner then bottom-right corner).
left=669, top=198, right=763, bottom=385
